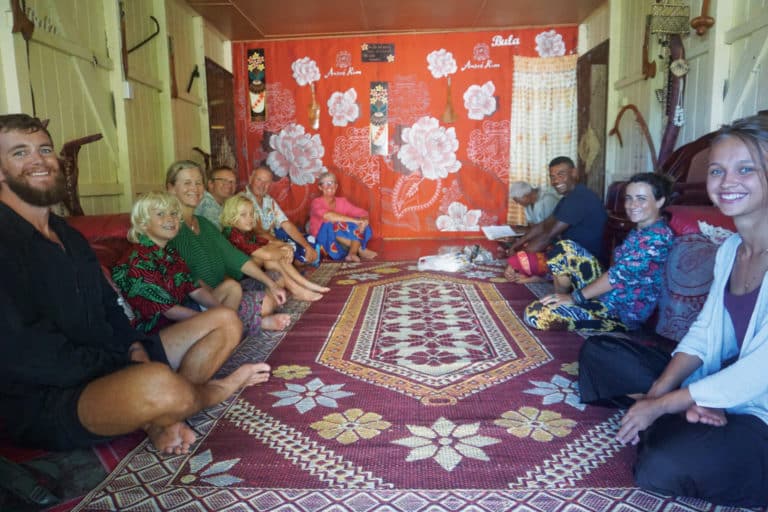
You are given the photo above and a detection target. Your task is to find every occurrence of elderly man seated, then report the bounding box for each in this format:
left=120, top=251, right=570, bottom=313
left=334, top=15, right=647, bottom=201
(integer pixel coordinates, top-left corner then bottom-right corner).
left=194, top=165, right=237, bottom=229
left=508, top=180, right=561, bottom=229
left=244, top=165, right=319, bottom=265
left=0, top=114, right=270, bottom=459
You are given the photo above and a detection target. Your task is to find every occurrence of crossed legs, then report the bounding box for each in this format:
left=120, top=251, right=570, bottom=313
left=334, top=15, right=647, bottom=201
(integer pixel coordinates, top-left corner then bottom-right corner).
left=76, top=307, right=271, bottom=454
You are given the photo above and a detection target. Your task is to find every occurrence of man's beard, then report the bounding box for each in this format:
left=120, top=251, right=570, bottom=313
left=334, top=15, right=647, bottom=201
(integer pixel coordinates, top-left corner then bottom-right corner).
left=3, top=170, right=66, bottom=207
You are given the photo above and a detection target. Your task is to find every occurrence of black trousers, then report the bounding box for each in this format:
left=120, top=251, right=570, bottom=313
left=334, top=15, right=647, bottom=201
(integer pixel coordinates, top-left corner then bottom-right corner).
left=578, top=335, right=768, bottom=507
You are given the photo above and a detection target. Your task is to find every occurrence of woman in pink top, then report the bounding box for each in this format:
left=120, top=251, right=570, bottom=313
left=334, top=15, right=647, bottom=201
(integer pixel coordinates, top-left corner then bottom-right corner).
left=309, top=172, right=377, bottom=262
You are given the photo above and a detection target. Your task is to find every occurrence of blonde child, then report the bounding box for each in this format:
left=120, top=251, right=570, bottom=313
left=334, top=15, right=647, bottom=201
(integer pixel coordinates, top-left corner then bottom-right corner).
left=112, top=192, right=244, bottom=335
left=220, top=195, right=329, bottom=302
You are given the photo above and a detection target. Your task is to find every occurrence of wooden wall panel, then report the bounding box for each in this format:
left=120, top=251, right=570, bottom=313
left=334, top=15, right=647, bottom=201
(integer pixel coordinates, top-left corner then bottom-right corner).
left=126, top=82, right=167, bottom=195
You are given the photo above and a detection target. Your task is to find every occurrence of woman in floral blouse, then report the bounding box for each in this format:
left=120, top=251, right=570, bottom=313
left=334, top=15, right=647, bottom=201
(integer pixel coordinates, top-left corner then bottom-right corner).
left=112, top=192, right=242, bottom=336
left=524, top=172, right=675, bottom=332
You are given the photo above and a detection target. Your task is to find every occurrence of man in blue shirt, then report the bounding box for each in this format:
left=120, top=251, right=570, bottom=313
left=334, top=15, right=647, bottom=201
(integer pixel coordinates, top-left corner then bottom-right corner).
left=510, top=156, right=607, bottom=279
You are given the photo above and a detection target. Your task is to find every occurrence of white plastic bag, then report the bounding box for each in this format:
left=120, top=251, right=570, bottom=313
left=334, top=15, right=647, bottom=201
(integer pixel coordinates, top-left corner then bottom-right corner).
left=417, top=252, right=471, bottom=272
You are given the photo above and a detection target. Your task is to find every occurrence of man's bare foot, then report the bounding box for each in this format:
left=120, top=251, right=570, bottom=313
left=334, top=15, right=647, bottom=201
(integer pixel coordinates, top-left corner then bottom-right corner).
left=147, top=422, right=197, bottom=455
left=359, top=249, right=378, bottom=260
left=261, top=313, right=291, bottom=330
left=686, top=405, right=727, bottom=426
left=345, top=253, right=360, bottom=262
left=226, top=362, right=271, bottom=387
left=307, top=283, right=331, bottom=293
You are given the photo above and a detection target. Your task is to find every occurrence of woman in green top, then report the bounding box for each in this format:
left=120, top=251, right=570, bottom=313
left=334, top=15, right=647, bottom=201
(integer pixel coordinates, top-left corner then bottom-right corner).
left=165, top=160, right=290, bottom=335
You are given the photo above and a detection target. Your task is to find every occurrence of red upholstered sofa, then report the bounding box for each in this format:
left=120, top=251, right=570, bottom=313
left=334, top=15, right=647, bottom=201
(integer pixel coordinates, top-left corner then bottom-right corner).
left=65, top=213, right=131, bottom=269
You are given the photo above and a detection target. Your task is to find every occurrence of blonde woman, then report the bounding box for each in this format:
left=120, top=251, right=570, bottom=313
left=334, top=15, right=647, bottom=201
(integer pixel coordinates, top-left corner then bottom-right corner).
left=220, top=194, right=329, bottom=301
left=164, top=161, right=291, bottom=334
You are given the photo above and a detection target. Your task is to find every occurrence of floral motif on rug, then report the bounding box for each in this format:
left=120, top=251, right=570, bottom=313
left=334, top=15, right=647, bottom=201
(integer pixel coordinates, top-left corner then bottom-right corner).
left=71, top=262, right=743, bottom=511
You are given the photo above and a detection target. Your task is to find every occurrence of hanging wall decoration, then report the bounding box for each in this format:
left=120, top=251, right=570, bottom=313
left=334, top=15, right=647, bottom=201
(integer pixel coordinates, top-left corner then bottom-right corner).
left=247, top=49, right=266, bottom=122
left=427, top=49, right=458, bottom=124
left=361, top=43, right=395, bottom=63
left=291, top=56, right=321, bottom=130
left=369, top=82, right=388, bottom=156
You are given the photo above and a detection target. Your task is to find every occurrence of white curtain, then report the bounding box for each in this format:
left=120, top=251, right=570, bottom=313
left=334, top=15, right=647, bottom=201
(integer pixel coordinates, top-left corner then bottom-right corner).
left=508, top=55, right=577, bottom=225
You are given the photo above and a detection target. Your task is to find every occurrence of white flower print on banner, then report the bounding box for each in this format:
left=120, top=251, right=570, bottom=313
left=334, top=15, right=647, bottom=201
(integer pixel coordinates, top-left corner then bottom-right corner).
left=535, top=30, right=566, bottom=58
left=463, top=81, right=497, bottom=120
left=266, top=123, right=327, bottom=185
left=291, top=56, right=320, bottom=86
left=397, top=116, right=461, bottom=180
left=426, top=49, right=457, bottom=79
left=392, top=416, right=500, bottom=472
left=436, top=202, right=481, bottom=232
left=327, top=88, right=360, bottom=127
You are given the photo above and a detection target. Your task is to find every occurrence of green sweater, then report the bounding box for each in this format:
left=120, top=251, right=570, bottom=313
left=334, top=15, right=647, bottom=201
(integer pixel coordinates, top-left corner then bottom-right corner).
left=169, top=215, right=249, bottom=287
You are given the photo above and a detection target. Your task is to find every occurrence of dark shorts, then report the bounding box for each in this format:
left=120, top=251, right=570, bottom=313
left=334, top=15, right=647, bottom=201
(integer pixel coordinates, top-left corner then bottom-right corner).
left=15, top=335, right=168, bottom=451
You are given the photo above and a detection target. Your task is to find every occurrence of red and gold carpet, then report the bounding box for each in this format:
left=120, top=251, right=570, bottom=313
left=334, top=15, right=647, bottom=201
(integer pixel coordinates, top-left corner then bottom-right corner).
left=72, top=261, right=740, bottom=511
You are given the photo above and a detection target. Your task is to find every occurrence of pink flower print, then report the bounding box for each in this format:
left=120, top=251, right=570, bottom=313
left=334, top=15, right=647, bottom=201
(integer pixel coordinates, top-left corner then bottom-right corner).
left=535, top=30, right=566, bottom=58
left=335, top=50, right=352, bottom=69
left=426, top=49, right=457, bottom=79
left=436, top=202, right=481, bottom=232
left=397, top=116, right=461, bottom=180
left=473, top=43, right=490, bottom=62
left=291, top=56, right=320, bottom=86
left=327, top=88, right=360, bottom=127
left=463, top=81, right=497, bottom=120
left=266, top=123, right=327, bottom=185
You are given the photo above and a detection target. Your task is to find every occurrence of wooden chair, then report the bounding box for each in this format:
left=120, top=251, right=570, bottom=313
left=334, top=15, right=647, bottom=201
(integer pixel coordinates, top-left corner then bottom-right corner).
left=56, top=133, right=103, bottom=216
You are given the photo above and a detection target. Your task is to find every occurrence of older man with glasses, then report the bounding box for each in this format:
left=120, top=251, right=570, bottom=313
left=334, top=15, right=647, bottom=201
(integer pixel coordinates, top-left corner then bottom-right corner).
left=194, top=166, right=238, bottom=229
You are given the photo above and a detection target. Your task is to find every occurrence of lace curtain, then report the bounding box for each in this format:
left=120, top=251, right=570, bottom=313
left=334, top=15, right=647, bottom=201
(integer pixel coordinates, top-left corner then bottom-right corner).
left=508, top=55, right=578, bottom=225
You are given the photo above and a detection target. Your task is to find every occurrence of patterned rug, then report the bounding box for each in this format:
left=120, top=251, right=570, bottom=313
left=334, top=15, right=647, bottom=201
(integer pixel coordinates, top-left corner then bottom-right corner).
left=72, top=262, right=751, bottom=511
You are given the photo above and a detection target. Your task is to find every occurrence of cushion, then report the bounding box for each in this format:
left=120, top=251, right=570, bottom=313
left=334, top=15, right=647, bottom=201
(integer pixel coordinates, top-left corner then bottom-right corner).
left=655, top=233, right=718, bottom=341
left=666, top=205, right=735, bottom=235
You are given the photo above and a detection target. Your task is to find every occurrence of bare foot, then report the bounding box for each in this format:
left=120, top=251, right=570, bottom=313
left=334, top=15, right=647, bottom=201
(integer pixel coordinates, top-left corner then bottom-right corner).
left=308, top=283, right=331, bottom=293
left=292, top=287, right=323, bottom=302
left=345, top=253, right=360, bottom=262
left=147, top=422, right=197, bottom=455
left=226, top=362, right=271, bottom=387
left=359, top=249, right=378, bottom=260
left=261, top=313, right=291, bottom=331
left=504, top=266, right=518, bottom=281
left=686, top=405, right=727, bottom=426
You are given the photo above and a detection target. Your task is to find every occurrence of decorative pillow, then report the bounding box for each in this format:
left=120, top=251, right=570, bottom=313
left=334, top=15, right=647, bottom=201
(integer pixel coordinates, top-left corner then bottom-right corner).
left=655, top=233, right=719, bottom=342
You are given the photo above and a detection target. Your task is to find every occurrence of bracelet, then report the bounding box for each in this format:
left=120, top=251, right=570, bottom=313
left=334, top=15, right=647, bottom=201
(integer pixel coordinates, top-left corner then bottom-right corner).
left=571, top=288, right=588, bottom=305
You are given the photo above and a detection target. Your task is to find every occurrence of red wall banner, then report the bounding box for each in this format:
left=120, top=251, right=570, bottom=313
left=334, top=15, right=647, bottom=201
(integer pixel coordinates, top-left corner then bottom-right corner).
left=233, top=27, right=577, bottom=239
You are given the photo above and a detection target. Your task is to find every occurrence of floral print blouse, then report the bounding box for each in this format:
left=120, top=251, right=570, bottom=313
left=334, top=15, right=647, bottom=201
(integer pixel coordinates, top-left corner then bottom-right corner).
left=603, top=218, right=675, bottom=328
left=112, top=234, right=198, bottom=334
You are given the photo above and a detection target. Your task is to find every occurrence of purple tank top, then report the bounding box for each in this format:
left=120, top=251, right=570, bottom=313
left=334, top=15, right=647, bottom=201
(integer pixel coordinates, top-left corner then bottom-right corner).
left=724, top=283, right=760, bottom=349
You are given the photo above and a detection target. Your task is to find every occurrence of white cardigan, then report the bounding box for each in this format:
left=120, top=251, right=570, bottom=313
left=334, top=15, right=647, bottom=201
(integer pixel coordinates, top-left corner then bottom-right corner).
left=673, top=234, right=768, bottom=424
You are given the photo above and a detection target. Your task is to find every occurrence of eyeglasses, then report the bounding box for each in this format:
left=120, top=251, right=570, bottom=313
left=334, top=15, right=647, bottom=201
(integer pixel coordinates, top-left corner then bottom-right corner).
left=211, top=178, right=237, bottom=186
left=320, top=182, right=337, bottom=187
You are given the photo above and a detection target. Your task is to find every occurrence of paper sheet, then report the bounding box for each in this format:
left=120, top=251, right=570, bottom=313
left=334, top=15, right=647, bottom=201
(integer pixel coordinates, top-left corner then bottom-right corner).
left=481, top=225, right=522, bottom=240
